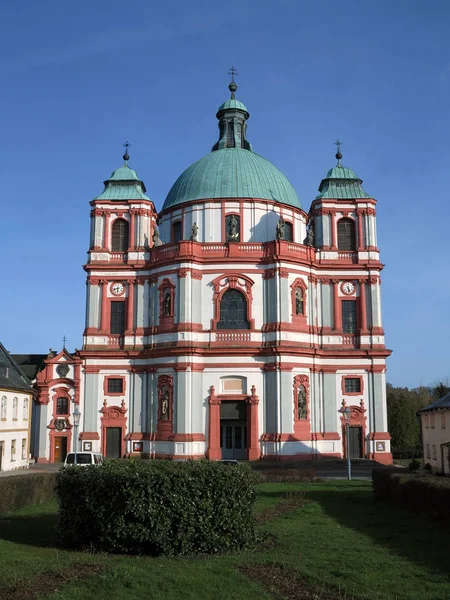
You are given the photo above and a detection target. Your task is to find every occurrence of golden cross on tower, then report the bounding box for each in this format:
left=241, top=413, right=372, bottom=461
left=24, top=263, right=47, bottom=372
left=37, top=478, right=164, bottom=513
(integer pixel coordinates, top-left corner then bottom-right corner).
left=228, top=66, right=238, bottom=98
left=123, top=141, right=131, bottom=163
left=334, top=139, right=343, bottom=164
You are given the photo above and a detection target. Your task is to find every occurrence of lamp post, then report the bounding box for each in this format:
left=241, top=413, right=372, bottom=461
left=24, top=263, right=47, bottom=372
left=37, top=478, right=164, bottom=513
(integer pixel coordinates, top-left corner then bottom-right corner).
left=339, top=406, right=352, bottom=480
left=72, top=405, right=81, bottom=465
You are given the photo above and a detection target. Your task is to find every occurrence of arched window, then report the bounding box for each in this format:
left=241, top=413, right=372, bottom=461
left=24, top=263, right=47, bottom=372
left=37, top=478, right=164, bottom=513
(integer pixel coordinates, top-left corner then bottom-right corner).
left=284, top=221, right=293, bottom=242
left=217, top=289, right=250, bottom=330
left=23, top=398, right=28, bottom=420
left=111, top=218, right=129, bottom=252
left=12, top=397, right=18, bottom=420
left=1, top=396, right=6, bottom=420
left=56, top=397, right=69, bottom=416
left=337, top=218, right=356, bottom=251
left=172, top=221, right=182, bottom=243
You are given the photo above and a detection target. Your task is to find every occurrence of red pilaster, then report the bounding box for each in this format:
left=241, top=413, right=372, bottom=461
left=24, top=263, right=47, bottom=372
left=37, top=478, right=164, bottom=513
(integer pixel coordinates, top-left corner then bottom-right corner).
left=126, top=280, right=134, bottom=333
left=357, top=209, right=365, bottom=251
left=247, top=385, right=260, bottom=461
left=100, top=280, right=108, bottom=331
left=129, top=210, right=136, bottom=250
left=207, top=386, right=221, bottom=460
left=332, top=280, right=341, bottom=331
left=359, top=279, right=368, bottom=333
left=103, top=212, right=111, bottom=250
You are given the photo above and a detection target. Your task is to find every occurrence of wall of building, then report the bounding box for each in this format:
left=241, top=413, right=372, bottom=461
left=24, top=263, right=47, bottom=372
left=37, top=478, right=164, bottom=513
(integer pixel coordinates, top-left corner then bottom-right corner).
left=0, top=389, right=32, bottom=471
left=421, top=410, right=450, bottom=473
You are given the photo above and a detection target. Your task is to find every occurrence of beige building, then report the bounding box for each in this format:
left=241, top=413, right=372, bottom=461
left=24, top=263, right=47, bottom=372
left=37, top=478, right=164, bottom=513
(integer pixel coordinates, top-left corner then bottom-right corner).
left=419, top=393, right=450, bottom=475
left=0, top=343, right=33, bottom=471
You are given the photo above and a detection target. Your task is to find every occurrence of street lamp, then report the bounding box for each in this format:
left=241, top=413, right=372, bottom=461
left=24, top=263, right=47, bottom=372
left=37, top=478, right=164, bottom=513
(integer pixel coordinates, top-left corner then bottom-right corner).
left=72, top=405, right=81, bottom=465
left=339, top=406, right=352, bottom=480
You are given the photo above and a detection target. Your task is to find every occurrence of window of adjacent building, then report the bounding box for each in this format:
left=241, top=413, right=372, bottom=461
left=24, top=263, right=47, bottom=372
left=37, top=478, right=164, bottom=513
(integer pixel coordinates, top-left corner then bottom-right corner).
left=432, top=445, right=437, bottom=460
left=23, top=398, right=28, bottom=420
left=172, top=221, right=182, bottom=243
left=111, top=218, right=129, bottom=252
left=1, top=396, right=6, bottom=420
left=342, top=300, right=357, bottom=333
left=337, top=218, right=356, bottom=251
left=108, top=378, right=124, bottom=394
left=424, top=414, right=429, bottom=428
left=426, top=444, right=430, bottom=458
left=225, top=214, right=240, bottom=242
left=110, top=301, right=126, bottom=334
left=430, top=414, right=435, bottom=428
left=217, top=289, right=250, bottom=330
left=441, top=413, right=446, bottom=429
left=56, top=397, right=69, bottom=416
left=284, top=221, right=293, bottom=242
left=12, top=397, right=18, bottom=420
left=345, top=378, right=361, bottom=393
left=11, top=439, right=16, bottom=460
left=21, top=438, right=27, bottom=460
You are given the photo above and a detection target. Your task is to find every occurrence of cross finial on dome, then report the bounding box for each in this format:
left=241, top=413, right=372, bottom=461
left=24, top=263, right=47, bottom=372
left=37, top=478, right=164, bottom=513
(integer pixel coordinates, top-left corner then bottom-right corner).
left=123, top=141, right=131, bottom=164
left=228, top=65, right=238, bottom=99
left=334, top=139, right=343, bottom=165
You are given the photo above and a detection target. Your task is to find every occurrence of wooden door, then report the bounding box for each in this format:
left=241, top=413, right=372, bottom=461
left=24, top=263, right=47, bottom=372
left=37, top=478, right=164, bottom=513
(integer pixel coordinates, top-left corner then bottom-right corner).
left=54, top=437, right=67, bottom=462
left=349, top=427, right=362, bottom=459
left=106, top=427, right=122, bottom=458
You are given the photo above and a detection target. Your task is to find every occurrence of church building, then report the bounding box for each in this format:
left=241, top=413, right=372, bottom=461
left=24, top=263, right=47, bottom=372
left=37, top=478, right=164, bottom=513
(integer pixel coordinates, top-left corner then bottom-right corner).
left=32, top=78, right=392, bottom=464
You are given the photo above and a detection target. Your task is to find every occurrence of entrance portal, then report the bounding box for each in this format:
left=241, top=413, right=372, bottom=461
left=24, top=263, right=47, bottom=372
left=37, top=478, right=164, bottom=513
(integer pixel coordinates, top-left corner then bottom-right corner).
left=53, top=436, right=67, bottom=462
left=106, top=427, right=122, bottom=458
left=348, top=426, right=363, bottom=459
left=220, top=401, right=247, bottom=460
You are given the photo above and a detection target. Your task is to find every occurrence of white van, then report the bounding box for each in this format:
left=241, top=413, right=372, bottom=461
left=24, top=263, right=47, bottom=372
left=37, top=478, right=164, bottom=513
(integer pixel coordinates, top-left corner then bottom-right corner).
left=64, top=452, right=104, bottom=466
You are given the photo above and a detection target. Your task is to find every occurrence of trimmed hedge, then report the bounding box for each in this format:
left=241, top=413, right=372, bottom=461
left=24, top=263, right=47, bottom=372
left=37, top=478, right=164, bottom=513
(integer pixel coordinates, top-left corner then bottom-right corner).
left=373, top=468, right=450, bottom=524
left=56, top=460, right=258, bottom=555
left=0, top=473, right=57, bottom=514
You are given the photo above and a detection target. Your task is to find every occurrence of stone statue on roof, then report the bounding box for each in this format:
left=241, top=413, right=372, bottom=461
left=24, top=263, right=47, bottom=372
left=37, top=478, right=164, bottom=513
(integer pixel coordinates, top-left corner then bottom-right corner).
left=276, top=217, right=285, bottom=240
left=152, top=227, right=162, bottom=247
left=190, top=222, right=198, bottom=242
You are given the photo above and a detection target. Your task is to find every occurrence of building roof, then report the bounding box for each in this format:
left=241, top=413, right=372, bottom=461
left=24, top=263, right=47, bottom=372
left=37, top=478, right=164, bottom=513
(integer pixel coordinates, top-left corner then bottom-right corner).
left=315, top=158, right=372, bottom=200
left=162, top=81, right=301, bottom=211
left=94, top=161, right=150, bottom=201
left=163, top=148, right=301, bottom=210
left=11, top=354, right=48, bottom=381
left=0, top=343, right=33, bottom=393
left=419, top=392, right=450, bottom=412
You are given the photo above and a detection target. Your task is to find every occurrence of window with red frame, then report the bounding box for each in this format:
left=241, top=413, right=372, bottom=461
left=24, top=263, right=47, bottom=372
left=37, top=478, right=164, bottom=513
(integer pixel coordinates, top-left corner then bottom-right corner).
left=108, top=378, right=123, bottom=394
left=344, top=378, right=361, bottom=393
left=56, top=397, right=69, bottom=415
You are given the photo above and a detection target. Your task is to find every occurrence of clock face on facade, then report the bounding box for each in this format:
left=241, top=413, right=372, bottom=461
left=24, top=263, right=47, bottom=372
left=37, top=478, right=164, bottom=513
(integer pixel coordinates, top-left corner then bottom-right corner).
left=341, top=281, right=356, bottom=295
left=111, top=282, right=125, bottom=296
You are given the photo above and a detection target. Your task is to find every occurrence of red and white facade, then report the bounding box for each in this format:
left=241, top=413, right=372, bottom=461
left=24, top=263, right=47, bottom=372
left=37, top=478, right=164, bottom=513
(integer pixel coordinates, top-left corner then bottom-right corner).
left=32, top=94, right=392, bottom=464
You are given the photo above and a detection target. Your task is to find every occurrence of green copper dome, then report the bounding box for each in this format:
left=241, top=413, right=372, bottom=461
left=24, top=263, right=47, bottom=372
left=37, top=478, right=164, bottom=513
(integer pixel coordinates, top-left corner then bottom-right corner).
left=315, top=159, right=371, bottom=200
left=163, top=148, right=301, bottom=209
left=162, top=81, right=301, bottom=210
left=94, top=161, right=150, bottom=201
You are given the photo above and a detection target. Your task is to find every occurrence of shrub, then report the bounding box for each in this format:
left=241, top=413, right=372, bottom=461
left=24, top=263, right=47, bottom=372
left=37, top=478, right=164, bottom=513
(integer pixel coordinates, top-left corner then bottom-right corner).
left=409, top=459, right=421, bottom=472
left=424, top=462, right=432, bottom=471
left=56, top=460, right=258, bottom=555
left=372, top=468, right=450, bottom=524
left=0, top=473, right=57, bottom=514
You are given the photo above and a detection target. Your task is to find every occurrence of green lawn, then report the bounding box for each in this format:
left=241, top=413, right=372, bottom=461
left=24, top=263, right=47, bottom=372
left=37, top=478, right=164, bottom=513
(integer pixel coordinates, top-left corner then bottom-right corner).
left=0, top=481, right=448, bottom=600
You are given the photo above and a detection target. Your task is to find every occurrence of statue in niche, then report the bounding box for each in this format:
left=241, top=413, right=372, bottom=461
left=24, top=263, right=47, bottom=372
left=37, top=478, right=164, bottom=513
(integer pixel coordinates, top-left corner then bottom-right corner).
left=160, top=389, right=169, bottom=419
left=163, top=290, right=171, bottom=316
left=297, top=385, right=307, bottom=419
left=190, top=222, right=198, bottom=241
left=295, top=288, right=304, bottom=315
left=304, top=220, right=315, bottom=246
left=227, top=215, right=239, bottom=241
left=152, top=227, right=162, bottom=247
left=276, top=217, right=285, bottom=240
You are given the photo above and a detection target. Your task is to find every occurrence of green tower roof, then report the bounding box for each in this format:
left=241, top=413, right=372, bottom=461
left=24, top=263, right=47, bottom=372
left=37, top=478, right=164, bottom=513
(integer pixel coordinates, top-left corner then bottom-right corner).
left=162, top=80, right=301, bottom=210
left=94, top=157, right=150, bottom=201
left=315, top=153, right=371, bottom=200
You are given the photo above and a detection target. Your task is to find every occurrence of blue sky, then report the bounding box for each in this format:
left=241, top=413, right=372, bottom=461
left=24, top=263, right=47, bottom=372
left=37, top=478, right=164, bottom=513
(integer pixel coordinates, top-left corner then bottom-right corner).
left=1, top=0, right=449, bottom=388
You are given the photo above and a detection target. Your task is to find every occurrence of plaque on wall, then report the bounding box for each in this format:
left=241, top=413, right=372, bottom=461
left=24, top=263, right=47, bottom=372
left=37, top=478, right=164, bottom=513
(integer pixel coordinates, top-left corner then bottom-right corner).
left=83, top=441, right=92, bottom=451
left=133, top=442, right=143, bottom=452
left=57, top=364, right=70, bottom=378
left=376, top=442, right=385, bottom=452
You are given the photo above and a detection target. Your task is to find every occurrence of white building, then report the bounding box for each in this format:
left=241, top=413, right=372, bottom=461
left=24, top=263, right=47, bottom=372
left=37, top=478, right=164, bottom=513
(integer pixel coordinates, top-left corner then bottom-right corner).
left=33, top=80, right=392, bottom=464
left=419, top=394, right=450, bottom=474
left=0, top=343, right=33, bottom=471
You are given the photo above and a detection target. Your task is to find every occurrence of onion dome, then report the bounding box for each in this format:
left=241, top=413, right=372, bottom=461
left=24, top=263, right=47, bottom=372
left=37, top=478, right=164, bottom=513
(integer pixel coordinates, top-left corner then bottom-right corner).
left=94, top=144, right=150, bottom=201
left=162, top=80, right=300, bottom=210
left=315, top=146, right=371, bottom=200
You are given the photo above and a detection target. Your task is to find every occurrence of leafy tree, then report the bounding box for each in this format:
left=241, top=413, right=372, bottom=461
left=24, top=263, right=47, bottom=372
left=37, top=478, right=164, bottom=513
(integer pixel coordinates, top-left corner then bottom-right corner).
left=387, top=384, right=431, bottom=458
